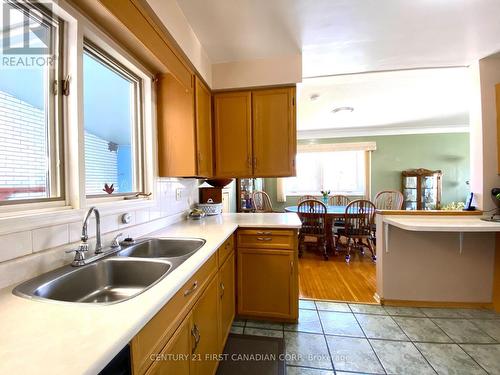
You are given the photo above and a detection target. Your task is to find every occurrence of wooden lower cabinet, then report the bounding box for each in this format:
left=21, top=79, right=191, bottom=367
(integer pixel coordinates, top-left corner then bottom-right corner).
left=218, top=252, right=235, bottom=352
left=144, top=276, right=220, bottom=375
left=130, top=249, right=229, bottom=375
left=237, top=248, right=298, bottom=321
left=145, top=313, right=192, bottom=375
left=191, top=276, right=220, bottom=375
left=129, top=227, right=297, bottom=374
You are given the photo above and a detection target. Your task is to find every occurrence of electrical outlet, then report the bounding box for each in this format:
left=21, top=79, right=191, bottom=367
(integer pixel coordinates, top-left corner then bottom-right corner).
left=175, top=188, right=182, bottom=201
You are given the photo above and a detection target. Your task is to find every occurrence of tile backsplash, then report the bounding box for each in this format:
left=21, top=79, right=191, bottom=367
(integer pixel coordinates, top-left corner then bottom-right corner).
left=0, top=178, right=199, bottom=290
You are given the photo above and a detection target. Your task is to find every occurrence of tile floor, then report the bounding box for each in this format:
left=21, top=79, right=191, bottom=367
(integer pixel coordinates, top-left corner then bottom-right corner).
left=230, top=299, right=500, bottom=375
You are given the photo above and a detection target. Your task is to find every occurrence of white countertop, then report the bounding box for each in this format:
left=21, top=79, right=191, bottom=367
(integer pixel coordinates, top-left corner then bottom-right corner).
left=0, top=213, right=301, bottom=375
left=383, top=215, right=500, bottom=232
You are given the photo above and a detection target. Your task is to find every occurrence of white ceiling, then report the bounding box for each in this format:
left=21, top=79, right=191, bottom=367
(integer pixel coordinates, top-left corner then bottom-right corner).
left=297, top=67, right=470, bottom=138
left=175, top=0, right=500, bottom=77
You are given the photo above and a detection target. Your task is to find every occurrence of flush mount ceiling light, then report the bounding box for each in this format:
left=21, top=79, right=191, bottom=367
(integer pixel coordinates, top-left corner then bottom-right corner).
left=331, top=106, right=354, bottom=113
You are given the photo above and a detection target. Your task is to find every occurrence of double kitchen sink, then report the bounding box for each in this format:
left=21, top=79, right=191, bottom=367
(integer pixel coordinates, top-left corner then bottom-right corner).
left=13, top=238, right=206, bottom=305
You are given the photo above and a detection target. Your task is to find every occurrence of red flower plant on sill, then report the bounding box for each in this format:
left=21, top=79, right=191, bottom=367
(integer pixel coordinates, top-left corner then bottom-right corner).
left=103, top=183, right=115, bottom=194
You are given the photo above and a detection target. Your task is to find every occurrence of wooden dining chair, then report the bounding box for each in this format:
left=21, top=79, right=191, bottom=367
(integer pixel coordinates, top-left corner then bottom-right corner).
left=335, top=199, right=376, bottom=263
left=298, top=195, right=318, bottom=204
left=372, top=190, right=403, bottom=243
left=297, top=200, right=329, bottom=260
left=251, top=191, right=274, bottom=213
left=328, top=194, right=351, bottom=206
left=329, top=195, right=351, bottom=233
left=374, top=190, right=404, bottom=210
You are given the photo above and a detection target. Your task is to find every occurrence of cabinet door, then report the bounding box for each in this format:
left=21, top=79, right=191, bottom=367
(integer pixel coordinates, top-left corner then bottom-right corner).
left=191, top=276, right=219, bottom=375
left=218, top=252, right=235, bottom=351
left=195, top=77, right=213, bottom=177
left=252, top=88, right=296, bottom=177
left=145, top=312, right=192, bottom=375
left=157, top=73, right=196, bottom=177
left=213, top=92, right=252, bottom=177
left=237, top=248, right=297, bottom=320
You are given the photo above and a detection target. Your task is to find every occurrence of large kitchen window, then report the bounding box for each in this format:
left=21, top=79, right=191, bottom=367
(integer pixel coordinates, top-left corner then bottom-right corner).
left=0, top=0, right=151, bottom=214
left=0, top=1, right=64, bottom=204
left=83, top=42, right=144, bottom=197
left=284, top=142, right=376, bottom=197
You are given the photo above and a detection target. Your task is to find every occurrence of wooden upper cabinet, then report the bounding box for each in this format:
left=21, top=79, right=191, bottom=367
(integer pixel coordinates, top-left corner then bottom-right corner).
left=213, top=87, right=296, bottom=178
left=157, top=73, right=196, bottom=177
left=252, top=88, right=296, bottom=177
left=195, top=77, right=213, bottom=177
left=214, top=92, right=253, bottom=177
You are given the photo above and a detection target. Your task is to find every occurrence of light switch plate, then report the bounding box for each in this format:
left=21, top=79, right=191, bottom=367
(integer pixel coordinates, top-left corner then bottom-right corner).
left=175, top=188, right=182, bottom=201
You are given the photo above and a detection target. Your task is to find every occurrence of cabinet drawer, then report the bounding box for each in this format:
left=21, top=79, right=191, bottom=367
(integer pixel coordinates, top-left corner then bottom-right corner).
left=131, top=254, right=217, bottom=375
left=237, top=229, right=295, bottom=250
left=218, top=234, right=234, bottom=266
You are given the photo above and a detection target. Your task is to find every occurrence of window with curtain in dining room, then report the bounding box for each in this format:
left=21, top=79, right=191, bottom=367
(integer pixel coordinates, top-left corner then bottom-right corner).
left=284, top=148, right=367, bottom=196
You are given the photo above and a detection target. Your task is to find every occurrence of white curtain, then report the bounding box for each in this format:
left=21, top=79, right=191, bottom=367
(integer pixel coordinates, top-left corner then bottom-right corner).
left=276, top=178, right=286, bottom=202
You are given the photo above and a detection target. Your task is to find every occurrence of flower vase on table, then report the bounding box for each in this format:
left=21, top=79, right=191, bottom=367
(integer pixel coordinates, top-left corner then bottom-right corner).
left=320, top=190, right=330, bottom=205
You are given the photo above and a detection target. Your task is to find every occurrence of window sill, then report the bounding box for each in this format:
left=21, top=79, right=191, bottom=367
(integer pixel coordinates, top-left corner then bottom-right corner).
left=0, top=198, right=156, bottom=236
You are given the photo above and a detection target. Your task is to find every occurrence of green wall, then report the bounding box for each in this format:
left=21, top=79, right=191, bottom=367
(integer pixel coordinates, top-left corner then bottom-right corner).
left=264, top=133, right=470, bottom=212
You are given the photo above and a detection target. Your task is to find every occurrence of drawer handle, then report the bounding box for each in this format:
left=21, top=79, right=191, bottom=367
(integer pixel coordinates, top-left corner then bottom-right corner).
left=220, top=282, right=225, bottom=298
left=256, top=231, right=272, bottom=235
left=191, top=324, right=201, bottom=353
left=184, top=281, right=198, bottom=296
left=257, top=237, right=272, bottom=241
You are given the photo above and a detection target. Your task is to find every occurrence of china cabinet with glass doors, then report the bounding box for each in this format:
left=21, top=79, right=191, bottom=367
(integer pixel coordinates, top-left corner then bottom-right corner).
left=402, top=168, right=442, bottom=210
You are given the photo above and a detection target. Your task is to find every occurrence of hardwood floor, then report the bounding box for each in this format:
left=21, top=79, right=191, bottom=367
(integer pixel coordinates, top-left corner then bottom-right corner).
left=298, top=249, right=377, bottom=303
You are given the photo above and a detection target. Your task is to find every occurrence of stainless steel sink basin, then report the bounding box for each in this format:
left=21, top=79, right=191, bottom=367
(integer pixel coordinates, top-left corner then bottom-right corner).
left=118, top=237, right=205, bottom=259
left=13, top=258, right=171, bottom=304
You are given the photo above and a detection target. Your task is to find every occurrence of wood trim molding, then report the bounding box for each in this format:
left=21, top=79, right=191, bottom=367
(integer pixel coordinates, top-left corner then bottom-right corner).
left=381, top=298, right=493, bottom=309
left=97, top=0, right=193, bottom=89
left=213, top=83, right=297, bottom=93
left=494, top=233, right=500, bottom=312
left=298, top=141, right=377, bottom=153
left=376, top=210, right=483, bottom=216
left=131, top=0, right=212, bottom=90
left=298, top=123, right=469, bottom=140
left=365, top=151, right=372, bottom=200
left=496, top=84, right=500, bottom=175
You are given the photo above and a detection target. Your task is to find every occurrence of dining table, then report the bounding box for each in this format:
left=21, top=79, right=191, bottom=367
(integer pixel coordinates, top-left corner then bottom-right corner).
left=285, top=205, right=347, bottom=217
left=285, top=205, right=349, bottom=250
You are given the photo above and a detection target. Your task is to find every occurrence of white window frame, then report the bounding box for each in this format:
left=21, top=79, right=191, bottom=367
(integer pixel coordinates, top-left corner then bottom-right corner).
left=0, top=1, right=65, bottom=209
left=82, top=39, right=145, bottom=198
left=0, top=0, right=157, bottom=224
left=279, top=142, right=376, bottom=201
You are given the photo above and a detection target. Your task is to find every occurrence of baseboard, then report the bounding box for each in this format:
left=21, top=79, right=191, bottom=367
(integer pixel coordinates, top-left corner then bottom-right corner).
left=380, top=298, right=493, bottom=309
left=494, top=233, right=500, bottom=313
